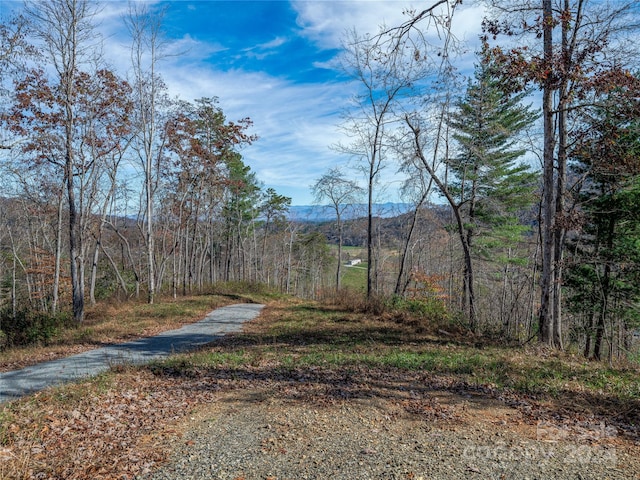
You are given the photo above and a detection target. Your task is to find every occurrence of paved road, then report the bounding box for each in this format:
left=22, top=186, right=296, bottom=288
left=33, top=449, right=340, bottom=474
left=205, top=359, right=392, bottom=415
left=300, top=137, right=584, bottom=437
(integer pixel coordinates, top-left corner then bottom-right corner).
left=0, top=303, right=264, bottom=404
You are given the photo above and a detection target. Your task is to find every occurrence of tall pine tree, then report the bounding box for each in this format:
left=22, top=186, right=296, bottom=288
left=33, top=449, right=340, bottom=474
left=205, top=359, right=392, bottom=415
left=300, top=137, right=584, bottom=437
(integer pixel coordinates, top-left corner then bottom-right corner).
left=446, top=47, right=538, bottom=329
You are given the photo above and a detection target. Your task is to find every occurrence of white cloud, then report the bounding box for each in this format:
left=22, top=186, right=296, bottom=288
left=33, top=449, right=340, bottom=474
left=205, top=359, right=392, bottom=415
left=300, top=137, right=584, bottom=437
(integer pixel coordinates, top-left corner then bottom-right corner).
left=160, top=59, right=357, bottom=204
left=166, top=33, right=228, bottom=59
left=256, top=36, right=288, bottom=50
left=291, top=1, right=485, bottom=47
left=151, top=1, right=489, bottom=205
left=242, top=36, right=290, bottom=60
left=291, top=0, right=415, bottom=49
left=16, top=0, right=489, bottom=206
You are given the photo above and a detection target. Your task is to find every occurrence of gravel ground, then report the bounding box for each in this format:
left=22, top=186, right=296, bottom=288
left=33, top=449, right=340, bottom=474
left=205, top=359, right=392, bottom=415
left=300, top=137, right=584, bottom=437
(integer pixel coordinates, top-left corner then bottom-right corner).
left=141, top=388, right=638, bottom=480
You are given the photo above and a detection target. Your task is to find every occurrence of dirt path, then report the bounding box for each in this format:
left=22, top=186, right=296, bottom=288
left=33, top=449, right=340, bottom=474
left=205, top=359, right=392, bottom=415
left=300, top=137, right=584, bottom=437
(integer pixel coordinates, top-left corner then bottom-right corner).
left=142, top=387, right=638, bottom=480
left=3, top=353, right=639, bottom=479
left=2, top=300, right=639, bottom=480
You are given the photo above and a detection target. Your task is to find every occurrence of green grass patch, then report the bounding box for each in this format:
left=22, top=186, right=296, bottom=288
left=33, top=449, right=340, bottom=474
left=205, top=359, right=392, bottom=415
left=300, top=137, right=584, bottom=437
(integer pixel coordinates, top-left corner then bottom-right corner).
left=162, top=299, right=640, bottom=408
left=340, top=263, right=367, bottom=290
left=8, top=295, right=637, bottom=444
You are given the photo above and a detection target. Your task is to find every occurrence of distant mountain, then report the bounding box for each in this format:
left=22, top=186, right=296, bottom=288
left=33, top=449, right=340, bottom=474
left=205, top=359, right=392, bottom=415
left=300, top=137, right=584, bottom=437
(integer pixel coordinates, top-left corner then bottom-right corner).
left=287, top=203, right=412, bottom=222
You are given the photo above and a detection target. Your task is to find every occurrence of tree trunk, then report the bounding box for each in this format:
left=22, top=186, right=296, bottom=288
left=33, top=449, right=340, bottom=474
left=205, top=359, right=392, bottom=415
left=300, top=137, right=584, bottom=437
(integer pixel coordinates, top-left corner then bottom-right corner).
left=145, top=164, right=155, bottom=304
left=89, top=236, right=100, bottom=306
left=100, top=243, right=128, bottom=296
left=584, top=309, right=595, bottom=358
left=52, top=187, right=65, bottom=315
left=336, top=212, right=343, bottom=290
left=66, top=116, right=84, bottom=323
left=395, top=192, right=427, bottom=296
left=538, top=0, right=556, bottom=346
left=367, top=168, right=374, bottom=298
left=454, top=205, right=476, bottom=329
left=594, top=215, right=615, bottom=360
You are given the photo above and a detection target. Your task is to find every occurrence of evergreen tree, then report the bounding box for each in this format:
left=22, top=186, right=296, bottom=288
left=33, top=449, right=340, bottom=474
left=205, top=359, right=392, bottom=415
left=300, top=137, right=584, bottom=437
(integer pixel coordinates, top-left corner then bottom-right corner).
left=446, top=48, right=538, bottom=328
left=566, top=73, right=640, bottom=360
left=221, top=153, right=260, bottom=282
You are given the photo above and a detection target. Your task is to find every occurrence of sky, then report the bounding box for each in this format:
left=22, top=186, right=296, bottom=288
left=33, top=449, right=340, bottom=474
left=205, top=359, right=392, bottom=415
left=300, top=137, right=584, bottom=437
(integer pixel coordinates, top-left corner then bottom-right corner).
left=1, top=0, right=487, bottom=206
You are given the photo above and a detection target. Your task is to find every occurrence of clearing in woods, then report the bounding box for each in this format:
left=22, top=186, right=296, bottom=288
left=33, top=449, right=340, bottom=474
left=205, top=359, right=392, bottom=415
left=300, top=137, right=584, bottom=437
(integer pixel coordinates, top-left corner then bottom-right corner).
left=0, top=296, right=639, bottom=479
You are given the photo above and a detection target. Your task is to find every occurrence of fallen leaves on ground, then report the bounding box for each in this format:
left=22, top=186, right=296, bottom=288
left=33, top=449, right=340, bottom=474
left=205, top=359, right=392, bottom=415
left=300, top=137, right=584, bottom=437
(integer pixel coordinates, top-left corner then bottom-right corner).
left=3, top=358, right=638, bottom=480
left=2, top=300, right=639, bottom=479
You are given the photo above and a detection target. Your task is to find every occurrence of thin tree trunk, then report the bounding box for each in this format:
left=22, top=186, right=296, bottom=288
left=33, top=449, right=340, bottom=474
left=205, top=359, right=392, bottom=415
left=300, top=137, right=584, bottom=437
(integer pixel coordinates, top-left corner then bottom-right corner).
left=89, top=237, right=100, bottom=305
left=10, top=236, right=17, bottom=321
left=455, top=206, right=476, bottom=329
left=405, top=115, right=476, bottom=328
left=100, top=242, right=129, bottom=296
left=538, top=0, right=556, bottom=345
left=395, top=192, right=427, bottom=296
left=584, top=309, right=596, bottom=358
left=594, top=216, right=615, bottom=360
left=336, top=213, right=343, bottom=290
left=367, top=168, right=374, bottom=298
left=52, top=187, right=65, bottom=315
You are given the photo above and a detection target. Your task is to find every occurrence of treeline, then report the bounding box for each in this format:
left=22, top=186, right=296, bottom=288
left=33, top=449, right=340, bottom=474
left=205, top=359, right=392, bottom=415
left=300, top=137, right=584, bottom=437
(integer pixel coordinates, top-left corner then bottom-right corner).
left=0, top=1, right=334, bottom=347
left=1, top=1, right=640, bottom=363
left=311, top=0, right=640, bottom=362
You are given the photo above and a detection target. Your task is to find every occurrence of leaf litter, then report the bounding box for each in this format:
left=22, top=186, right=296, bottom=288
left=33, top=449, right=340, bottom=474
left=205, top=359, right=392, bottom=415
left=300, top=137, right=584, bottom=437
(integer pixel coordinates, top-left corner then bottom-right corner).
left=1, top=301, right=639, bottom=479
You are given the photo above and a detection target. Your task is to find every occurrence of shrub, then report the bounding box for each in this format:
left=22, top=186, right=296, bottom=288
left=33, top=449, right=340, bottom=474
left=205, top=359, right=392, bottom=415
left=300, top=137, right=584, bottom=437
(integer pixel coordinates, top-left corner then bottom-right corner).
left=0, top=308, right=73, bottom=347
left=388, top=295, right=448, bottom=321
left=320, top=287, right=371, bottom=313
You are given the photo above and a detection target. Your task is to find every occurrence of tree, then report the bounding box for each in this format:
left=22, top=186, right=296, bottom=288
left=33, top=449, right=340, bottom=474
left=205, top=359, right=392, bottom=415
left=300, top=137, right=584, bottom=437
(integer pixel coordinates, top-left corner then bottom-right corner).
left=165, top=97, right=256, bottom=290
left=125, top=2, right=170, bottom=304
left=312, top=167, right=363, bottom=290
left=291, top=232, right=332, bottom=299
left=258, top=188, right=291, bottom=282
left=9, top=67, right=133, bottom=313
left=446, top=49, right=538, bottom=327
left=336, top=1, right=464, bottom=301
left=395, top=161, right=435, bottom=297
left=485, top=0, right=640, bottom=347
left=16, top=0, right=104, bottom=323
left=406, top=50, right=536, bottom=329
left=0, top=12, right=37, bottom=151
left=221, top=153, right=260, bottom=282
left=338, top=27, right=426, bottom=299
left=566, top=71, right=640, bottom=360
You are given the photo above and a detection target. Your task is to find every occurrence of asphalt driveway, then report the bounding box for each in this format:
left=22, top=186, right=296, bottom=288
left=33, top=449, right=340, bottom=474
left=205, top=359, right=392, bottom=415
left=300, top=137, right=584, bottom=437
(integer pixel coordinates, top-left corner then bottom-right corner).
left=0, top=303, right=264, bottom=403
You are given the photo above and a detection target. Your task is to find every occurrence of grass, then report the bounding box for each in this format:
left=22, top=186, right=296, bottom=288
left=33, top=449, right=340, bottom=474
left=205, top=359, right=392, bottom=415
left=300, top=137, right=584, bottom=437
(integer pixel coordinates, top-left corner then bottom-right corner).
left=340, top=262, right=368, bottom=290
left=156, top=298, right=640, bottom=407
left=1, top=294, right=639, bottom=479
left=3, top=295, right=640, bottom=421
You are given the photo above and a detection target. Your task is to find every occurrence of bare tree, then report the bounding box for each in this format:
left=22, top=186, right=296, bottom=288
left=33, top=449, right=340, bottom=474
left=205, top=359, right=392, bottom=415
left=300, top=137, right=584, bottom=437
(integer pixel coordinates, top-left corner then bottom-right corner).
left=124, top=3, right=170, bottom=304
left=405, top=106, right=478, bottom=324
left=21, top=0, right=102, bottom=323
left=395, top=137, right=436, bottom=297
left=312, top=167, right=363, bottom=290
left=336, top=1, right=464, bottom=301
left=338, top=27, right=426, bottom=299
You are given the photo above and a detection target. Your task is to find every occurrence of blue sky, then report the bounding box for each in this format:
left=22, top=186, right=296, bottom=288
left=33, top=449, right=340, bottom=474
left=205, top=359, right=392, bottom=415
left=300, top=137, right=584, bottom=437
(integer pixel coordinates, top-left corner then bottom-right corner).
left=2, top=0, right=487, bottom=205
left=139, top=0, right=422, bottom=206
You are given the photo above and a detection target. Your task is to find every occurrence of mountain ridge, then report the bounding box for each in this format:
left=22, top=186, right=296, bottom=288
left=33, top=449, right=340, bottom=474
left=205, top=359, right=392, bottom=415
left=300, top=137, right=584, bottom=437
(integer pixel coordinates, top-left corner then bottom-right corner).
left=287, top=203, right=412, bottom=222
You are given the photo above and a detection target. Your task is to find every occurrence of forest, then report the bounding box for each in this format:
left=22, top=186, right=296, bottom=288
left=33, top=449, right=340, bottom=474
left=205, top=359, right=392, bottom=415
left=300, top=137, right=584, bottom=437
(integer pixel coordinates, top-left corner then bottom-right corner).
left=1, top=0, right=639, bottom=363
